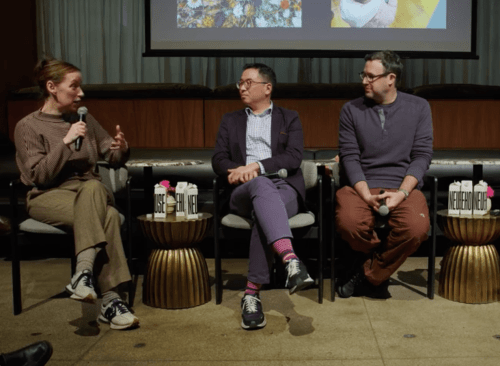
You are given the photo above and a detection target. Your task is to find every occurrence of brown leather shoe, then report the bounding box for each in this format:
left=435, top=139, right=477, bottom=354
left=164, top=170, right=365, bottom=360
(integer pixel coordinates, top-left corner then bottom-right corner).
left=0, top=341, right=53, bottom=366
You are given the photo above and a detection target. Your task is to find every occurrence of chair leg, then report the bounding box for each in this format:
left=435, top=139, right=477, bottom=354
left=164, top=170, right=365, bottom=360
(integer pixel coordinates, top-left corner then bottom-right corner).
left=11, top=232, right=22, bottom=315
left=427, top=175, right=437, bottom=300
left=126, top=177, right=134, bottom=307
left=70, top=255, right=76, bottom=276
left=427, top=223, right=436, bottom=299
left=128, top=280, right=135, bottom=307
left=213, top=178, right=222, bottom=305
left=215, top=229, right=222, bottom=305
left=318, top=240, right=324, bottom=304
left=331, top=180, right=336, bottom=302
left=318, top=176, right=324, bottom=304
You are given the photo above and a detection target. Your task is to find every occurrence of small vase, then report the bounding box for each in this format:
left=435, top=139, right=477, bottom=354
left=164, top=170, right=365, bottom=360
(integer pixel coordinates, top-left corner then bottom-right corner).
left=487, top=198, right=492, bottom=213
left=166, top=195, right=176, bottom=214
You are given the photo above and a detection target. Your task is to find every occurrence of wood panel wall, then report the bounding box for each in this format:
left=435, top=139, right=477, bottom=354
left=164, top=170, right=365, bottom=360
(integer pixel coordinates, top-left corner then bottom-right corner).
left=8, top=99, right=205, bottom=148
left=204, top=99, right=347, bottom=148
left=8, top=100, right=42, bottom=140
left=204, top=100, right=242, bottom=148
left=8, top=98, right=500, bottom=150
left=0, top=2, right=37, bottom=137
left=83, top=99, right=205, bottom=148
left=429, top=100, right=500, bottom=149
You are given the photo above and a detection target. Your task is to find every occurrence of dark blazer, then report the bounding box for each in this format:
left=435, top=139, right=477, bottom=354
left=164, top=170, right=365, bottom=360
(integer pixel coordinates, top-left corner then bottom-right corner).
left=212, top=105, right=306, bottom=204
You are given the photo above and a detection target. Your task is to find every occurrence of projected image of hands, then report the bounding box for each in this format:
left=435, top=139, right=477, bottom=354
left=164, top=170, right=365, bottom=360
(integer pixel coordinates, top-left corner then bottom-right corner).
left=331, top=0, right=446, bottom=29
left=177, top=0, right=302, bottom=28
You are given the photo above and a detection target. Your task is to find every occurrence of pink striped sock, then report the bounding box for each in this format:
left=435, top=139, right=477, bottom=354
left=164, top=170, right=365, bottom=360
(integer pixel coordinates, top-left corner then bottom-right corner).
left=272, top=238, right=298, bottom=264
left=244, top=280, right=262, bottom=296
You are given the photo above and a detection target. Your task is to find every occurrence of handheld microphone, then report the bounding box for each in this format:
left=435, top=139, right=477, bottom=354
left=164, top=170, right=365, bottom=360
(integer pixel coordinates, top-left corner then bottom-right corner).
left=264, top=169, right=288, bottom=179
left=75, top=106, right=88, bottom=151
left=378, top=189, right=389, bottom=216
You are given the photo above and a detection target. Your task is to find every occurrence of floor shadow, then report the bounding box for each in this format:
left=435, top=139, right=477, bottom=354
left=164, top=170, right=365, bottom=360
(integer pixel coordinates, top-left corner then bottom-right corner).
left=68, top=302, right=101, bottom=337
left=388, top=278, right=427, bottom=298
left=21, top=291, right=70, bottom=314
left=397, top=268, right=440, bottom=287
left=268, top=290, right=316, bottom=337
left=393, top=268, right=441, bottom=298
left=219, top=271, right=316, bottom=336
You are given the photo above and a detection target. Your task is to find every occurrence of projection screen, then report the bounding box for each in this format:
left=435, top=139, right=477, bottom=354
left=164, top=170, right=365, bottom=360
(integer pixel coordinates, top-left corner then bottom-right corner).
left=144, top=0, right=477, bottom=59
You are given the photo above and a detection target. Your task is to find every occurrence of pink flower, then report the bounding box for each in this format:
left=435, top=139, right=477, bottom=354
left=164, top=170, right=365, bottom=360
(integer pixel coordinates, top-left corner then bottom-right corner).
left=160, top=180, right=170, bottom=189
left=487, top=186, right=494, bottom=199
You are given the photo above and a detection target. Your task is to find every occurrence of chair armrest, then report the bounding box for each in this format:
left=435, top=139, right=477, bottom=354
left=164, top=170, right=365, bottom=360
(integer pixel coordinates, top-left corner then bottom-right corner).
left=323, top=162, right=340, bottom=188
left=97, top=161, right=129, bottom=194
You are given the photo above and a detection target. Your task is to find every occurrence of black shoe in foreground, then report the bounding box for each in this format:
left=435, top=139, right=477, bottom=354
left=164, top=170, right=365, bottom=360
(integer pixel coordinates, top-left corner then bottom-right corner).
left=365, top=280, right=392, bottom=299
left=0, top=341, right=53, bottom=366
left=285, top=259, right=314, bottom=294
left=241, top=294, right=266, bottom=330
left=337, top=269, right=366, bottom=298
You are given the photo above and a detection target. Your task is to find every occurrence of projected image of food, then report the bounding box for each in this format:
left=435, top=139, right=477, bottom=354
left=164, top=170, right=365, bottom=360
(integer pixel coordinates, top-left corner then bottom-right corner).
left=177, top=0, right=302, bottom=28
left=331, top=0, right=446, bottom=29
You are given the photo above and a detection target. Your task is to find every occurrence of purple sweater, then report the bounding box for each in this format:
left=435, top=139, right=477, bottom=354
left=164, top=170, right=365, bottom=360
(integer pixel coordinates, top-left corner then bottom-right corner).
left=339, top=91, right=433, bottom=190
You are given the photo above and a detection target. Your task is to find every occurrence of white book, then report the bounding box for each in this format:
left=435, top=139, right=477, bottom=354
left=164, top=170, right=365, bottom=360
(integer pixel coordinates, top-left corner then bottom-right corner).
left=175, top=182, right=188, bottom=217
left=473, top=180, right=488, bottom=216
left=187, top=184, right=198, bottom=220
left=460, top=180, right=473, bottom=215
left=448, top=181, right=461, bottom=215
left=154, top=184, right=167, bottom=219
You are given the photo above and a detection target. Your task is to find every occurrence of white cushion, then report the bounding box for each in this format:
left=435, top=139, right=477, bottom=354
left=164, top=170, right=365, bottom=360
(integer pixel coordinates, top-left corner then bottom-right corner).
left=222, top=211, right=315, bottom=230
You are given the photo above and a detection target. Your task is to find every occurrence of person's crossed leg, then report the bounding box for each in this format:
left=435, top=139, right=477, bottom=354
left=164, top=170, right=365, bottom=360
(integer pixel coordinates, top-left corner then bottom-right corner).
left=230, top=176, right=314, bottom=330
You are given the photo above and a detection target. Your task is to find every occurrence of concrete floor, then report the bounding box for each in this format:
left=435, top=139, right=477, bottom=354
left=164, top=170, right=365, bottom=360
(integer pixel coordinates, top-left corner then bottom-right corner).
left=2, top=256, right=500, bottom=366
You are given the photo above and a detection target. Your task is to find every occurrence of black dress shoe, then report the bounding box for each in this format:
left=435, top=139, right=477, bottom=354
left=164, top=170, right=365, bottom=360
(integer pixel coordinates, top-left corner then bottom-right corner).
left=364, top=280, right=391, bottom=299
left=0, top=341, right=53, bottom=366
left=337, top=269, right=366, bottom=298
left=338, top=272, right=391, bottom=299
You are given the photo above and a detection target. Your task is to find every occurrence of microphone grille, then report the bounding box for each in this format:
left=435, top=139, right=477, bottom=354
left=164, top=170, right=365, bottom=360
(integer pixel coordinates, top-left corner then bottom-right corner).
left=77, top=106, right=88, bottom=115
left=278, top=169, right=288, bottom=179
left=378, top=205, right=389, bottom=217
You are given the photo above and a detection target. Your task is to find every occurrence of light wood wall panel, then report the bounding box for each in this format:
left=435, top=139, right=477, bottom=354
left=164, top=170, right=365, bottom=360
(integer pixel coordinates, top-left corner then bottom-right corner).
left=429, top=100, right=500, bottom=149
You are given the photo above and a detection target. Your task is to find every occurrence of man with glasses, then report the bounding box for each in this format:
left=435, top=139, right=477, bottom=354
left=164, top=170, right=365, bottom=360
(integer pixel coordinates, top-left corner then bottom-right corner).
left=335, top=50, right=433, bottom=298
left=212, top=63, right=313, bottom=330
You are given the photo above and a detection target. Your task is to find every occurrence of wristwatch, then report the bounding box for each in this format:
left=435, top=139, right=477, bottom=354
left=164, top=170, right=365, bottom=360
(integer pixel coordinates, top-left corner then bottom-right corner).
left=398, top=188, right=409, bottom=200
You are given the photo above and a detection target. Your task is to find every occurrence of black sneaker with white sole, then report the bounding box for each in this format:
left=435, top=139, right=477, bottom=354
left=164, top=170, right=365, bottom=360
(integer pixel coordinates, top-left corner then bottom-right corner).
left=241, top=294, right=266, bottom=330
left=98, top=299, right=139, bottom=330
left=65, top=269, right=97, bottom=303
left=285, top=259, right=314, bottom=294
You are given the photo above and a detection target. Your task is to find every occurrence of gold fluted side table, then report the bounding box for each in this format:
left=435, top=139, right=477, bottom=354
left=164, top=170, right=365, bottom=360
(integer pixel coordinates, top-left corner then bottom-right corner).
left=138, top=213, right=212, bottom=309
left=437, top=210, right=500, bottom=303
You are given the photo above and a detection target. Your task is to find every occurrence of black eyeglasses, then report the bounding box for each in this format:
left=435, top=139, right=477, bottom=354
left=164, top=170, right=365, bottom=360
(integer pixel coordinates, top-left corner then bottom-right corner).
left=236, top=79, right=268, bottom=90
left=359, top=72, right=390, bottom=83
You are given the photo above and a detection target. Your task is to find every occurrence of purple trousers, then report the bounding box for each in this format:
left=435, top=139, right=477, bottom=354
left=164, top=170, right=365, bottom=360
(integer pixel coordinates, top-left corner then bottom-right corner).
left=229, top=176, right=299, bottom=284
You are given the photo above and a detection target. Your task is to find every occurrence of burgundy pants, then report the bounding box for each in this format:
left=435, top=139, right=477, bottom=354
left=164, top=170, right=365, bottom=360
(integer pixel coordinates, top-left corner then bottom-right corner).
left=335, top=187, right=429, bottom=286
